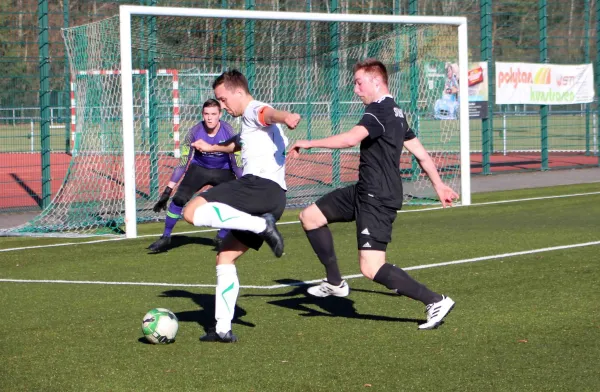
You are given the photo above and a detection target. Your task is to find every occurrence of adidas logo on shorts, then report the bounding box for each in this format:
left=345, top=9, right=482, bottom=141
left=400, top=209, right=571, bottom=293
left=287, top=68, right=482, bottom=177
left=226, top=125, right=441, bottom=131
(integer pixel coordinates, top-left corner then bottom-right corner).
left=362, top=242, right=371, bottom=248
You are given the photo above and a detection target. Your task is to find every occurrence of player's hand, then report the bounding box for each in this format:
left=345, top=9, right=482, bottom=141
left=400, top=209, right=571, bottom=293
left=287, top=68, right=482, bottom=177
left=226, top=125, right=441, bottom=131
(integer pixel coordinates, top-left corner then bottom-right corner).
left=288, top=140, right=312, bottom=158
left=153, top=186, right=173, bottom=212
left=434, top=183, right=459, bottom=208
left=284, top=113, right=301, bottom=129
left=191, top=139, right=212, bottom=153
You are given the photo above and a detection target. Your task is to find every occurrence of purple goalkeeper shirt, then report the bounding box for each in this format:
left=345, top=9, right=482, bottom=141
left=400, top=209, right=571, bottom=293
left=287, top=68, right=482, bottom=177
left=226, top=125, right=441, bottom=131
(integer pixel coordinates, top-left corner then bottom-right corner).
left=169, top=120, right=242, bottom=183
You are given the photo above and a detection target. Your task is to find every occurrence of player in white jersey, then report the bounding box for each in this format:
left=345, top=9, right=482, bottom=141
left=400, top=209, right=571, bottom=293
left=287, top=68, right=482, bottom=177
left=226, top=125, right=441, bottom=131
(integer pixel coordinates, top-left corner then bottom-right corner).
left=182, top=70, right=300, bottom=343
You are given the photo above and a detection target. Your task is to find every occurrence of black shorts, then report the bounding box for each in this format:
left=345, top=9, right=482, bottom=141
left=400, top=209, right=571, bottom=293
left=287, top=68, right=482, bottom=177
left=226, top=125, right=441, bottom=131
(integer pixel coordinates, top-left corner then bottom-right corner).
left=174, top=164, right=236, bottom=205
left=202, top=174, right=287, bottom=250
left=315, top=184, right=398, bottom=251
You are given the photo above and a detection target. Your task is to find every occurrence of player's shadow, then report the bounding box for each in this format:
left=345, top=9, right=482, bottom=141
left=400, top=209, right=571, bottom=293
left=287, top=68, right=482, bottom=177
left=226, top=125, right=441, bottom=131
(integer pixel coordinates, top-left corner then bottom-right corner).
left=242, top=279, right=425, bottom=324
left=159, top=289, right=256, bottom=333
left=147, top=235, right=217, bottom=255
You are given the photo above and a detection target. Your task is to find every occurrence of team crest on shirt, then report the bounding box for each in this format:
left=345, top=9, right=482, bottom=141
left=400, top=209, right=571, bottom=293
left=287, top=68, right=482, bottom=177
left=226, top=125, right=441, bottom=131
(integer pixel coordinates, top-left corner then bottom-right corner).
left=394, top=108, right=404, bottom=118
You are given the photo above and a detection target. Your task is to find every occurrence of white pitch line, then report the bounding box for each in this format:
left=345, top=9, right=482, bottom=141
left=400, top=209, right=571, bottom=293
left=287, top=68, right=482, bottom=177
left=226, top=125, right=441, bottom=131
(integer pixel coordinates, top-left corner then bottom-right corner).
left=1, top=240, right=598, bottom=289
left=400, top=191, right=600, bottom=213
left=1, top=191, right=599, bottom=254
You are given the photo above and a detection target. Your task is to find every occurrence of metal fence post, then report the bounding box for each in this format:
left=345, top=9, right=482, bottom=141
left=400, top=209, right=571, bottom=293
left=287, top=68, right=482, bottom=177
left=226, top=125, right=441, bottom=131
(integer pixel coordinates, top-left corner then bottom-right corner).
left=596, top=0, right=600, bottom=165
left=38, top=0, right=51, bottom=208
left=64, top=0, right=70, bottom=154
left=584, top=0, right=591, bottom=156
left=539, top=0, right=549, bottom=171
left=305, top=0, right=314, bottom=142
left=409, top=0, right=420, bottom=181
left=245, top=0, right=255, bottom=92
left=148, top=0, right=160, bottom=200
left=480, top=0, right=493, bottom=175
left=329, top=0, right=341, bottom=187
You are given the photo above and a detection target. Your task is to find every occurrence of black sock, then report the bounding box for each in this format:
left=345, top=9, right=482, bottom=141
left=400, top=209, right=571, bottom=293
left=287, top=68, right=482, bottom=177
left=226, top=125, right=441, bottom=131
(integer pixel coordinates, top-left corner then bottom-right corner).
left=305, top=226, right=342, bottom=286
left=373, top=263, right=443, bottom=305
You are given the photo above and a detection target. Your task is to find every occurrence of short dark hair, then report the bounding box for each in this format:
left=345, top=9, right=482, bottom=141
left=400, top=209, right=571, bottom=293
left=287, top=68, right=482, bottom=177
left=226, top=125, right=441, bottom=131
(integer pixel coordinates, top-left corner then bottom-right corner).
left=212, top=69, right=250, bottom=93
left=353, top=59, right=388, bottom=85
left=202, top=98, right=221, bottom=110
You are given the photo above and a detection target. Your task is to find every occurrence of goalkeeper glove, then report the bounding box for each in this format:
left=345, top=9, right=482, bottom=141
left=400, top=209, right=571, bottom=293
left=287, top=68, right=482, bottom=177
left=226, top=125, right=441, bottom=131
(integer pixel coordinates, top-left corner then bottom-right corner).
left=153, top=186, right=173, bottom=212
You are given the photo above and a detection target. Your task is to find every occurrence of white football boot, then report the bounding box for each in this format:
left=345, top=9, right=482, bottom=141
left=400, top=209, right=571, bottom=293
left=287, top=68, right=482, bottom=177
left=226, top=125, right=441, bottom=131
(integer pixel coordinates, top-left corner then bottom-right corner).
left=307, top=279, right=350, bottom=298
left=418, top=296, right=455, bottom=330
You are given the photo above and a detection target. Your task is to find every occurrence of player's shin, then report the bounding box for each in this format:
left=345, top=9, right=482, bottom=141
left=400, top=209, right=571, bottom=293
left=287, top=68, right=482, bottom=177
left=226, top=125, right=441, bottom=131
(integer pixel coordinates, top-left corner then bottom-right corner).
left=305, top=226, right=343, bottom=286
left=163, top=202, right=183, bottom=237
left=192, top=202, right=267, bottom=233
left=215, top=264, right=239, bottom=335
left=373, top=263, right=443, bottom=305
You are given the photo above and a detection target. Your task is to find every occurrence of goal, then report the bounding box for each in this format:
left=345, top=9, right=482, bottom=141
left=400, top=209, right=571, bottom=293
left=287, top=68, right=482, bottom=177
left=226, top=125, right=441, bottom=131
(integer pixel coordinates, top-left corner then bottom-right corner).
left=5, top=6, right=470, bottom=237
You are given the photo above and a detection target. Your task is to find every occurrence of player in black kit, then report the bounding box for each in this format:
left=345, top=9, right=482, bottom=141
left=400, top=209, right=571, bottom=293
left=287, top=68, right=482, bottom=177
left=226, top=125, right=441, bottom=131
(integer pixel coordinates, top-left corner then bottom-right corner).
left=289, top=59, right=459, bottom=330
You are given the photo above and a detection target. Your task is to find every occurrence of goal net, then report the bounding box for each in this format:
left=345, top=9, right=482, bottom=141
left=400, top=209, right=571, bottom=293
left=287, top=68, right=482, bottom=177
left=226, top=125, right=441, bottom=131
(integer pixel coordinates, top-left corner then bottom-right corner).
left=4, top=7, right=470, bottom=237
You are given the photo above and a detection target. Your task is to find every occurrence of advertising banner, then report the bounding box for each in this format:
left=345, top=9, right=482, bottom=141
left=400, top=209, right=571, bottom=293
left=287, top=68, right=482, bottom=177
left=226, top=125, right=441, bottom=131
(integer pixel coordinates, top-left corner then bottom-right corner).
left=467, top=62, right=489, bottom=119
left=495, top=62, right=594, bottom=105
left=430, top=61, right=488, bottom=119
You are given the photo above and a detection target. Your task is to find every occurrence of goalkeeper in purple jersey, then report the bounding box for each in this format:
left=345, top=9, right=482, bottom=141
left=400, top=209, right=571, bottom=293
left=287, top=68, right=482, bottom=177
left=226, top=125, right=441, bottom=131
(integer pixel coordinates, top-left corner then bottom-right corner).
left=148, top=99, right=242, bottom=253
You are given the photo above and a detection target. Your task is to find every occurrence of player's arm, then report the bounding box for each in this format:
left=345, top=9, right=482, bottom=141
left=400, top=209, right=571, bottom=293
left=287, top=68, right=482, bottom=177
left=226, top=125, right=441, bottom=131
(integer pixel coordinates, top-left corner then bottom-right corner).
left=288, top=126, right=368, bottom=157
left=154, top=132, right=194, bottom=212
left=259, top=107, right=301, bottom=129
left=404, top=137, right=459, bottom=207
left=192, top=134, right=240, bottom=154
left=220, top=122, right=244, bottom=178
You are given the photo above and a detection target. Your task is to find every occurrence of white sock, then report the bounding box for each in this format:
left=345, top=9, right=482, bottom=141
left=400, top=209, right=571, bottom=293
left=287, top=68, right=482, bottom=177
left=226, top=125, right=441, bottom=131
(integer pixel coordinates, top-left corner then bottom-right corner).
left=215, top=264, right=239, bottom=336
left=193, top=202, right=267, bottom=233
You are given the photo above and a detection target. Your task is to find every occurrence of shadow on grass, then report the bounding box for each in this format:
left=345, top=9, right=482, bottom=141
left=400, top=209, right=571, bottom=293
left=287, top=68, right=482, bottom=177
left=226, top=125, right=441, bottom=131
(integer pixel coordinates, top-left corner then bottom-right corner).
left=159, top=289, right=256, bottom=334
left=242, top=279, right=424, bottom=324
left=146, top=235, right=217, bottom=255
left=137, top=337, right=155, bottom=344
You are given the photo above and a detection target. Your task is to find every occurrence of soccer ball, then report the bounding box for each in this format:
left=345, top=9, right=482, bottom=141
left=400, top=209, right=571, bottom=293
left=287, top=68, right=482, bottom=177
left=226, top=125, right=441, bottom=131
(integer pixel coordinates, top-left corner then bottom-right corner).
left=142, top=308, right=179, bottom=344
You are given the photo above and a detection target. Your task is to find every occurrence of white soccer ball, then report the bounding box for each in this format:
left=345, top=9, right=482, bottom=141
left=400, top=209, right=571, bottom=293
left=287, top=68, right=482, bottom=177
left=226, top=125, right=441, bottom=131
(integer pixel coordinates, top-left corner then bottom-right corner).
left=142, top=308, right=179, bottom=344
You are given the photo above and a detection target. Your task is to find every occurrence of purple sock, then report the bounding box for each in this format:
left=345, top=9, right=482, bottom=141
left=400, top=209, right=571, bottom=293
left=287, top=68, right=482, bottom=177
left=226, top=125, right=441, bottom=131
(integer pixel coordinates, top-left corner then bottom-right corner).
left=216, top=229, right=229, bottom=239
left=163, top=203, right=183, bottom=237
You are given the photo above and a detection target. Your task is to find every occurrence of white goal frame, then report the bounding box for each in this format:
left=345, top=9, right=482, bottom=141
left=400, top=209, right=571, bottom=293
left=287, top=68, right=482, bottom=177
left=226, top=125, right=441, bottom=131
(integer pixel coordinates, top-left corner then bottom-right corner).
left=119, top=5, right=471, bottom=238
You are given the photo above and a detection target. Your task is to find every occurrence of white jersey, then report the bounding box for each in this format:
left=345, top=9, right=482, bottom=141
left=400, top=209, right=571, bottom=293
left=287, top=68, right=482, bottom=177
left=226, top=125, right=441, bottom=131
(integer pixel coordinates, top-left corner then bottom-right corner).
left=239, top=100, right=288, bottom=190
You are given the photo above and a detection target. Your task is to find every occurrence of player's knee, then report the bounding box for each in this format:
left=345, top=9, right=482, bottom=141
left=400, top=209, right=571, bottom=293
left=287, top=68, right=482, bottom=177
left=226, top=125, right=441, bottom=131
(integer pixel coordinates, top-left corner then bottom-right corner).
left=182, top=206, right=194, bottom=224
left=216, top=252, right=239, bottom=265
left=359, top=253, right=386, bottom=280
left=172, top=194, right=189, bottom=208
left=359, top=263, right=378, bottom=280
left=216, top=257, right=237, bottom=266
left=299, top=205, right=325, bottom=230
left=298, top=209, right=313, bottom=230
left=182, top=203, right=201, bottom=224
left=182, top=197, right=208, bottom=224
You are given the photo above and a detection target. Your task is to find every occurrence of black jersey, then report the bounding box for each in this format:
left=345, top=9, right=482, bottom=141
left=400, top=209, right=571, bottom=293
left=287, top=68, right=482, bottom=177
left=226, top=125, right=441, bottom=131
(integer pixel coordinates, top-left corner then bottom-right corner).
left=356, top=95, right=416, bottom=209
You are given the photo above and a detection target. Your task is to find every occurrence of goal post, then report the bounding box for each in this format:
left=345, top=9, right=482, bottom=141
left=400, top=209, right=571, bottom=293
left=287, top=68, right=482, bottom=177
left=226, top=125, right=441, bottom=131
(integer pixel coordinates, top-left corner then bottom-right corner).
left=119, top=5, right=471, bottom=238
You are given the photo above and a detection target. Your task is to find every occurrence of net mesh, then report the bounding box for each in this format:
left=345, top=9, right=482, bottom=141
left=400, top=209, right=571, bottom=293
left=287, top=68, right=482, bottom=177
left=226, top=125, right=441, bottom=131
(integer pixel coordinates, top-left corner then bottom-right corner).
left=5, top=12, right=462, bottom=236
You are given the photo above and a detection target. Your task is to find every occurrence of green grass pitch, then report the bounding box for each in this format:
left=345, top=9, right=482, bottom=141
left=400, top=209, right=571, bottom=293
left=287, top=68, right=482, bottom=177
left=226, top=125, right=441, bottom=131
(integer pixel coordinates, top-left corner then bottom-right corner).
left=1, top=183, right=599, bottom=391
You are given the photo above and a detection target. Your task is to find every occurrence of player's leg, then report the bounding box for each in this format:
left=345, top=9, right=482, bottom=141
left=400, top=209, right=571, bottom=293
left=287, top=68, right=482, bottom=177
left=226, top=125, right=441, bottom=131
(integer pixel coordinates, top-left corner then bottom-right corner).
left=199, top=233, right=249, bottom=343
left=200, top=228, right=269, bottom=343
left=182, top=175, right=286, bottom=257
left=301, top=185, right=356, bottom=297
left=213, top=228, right=229, bottom=251
left=356, top=202, right=454, bottom=330
left=205, top=169, right=238, bottom=250
left=148, top=165, right=209, bottom=253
